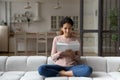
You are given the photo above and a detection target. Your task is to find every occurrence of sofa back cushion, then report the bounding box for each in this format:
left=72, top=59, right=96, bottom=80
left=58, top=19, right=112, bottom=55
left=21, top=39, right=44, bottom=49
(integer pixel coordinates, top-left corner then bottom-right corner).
left=27, top=56, right=47, bottom=71
left=105, top=57, right=120, bottom=72
left=47, top=57, right=54, bottom=64
left=5, top=56, right=47, bottom=71
left=6, top=56, right=27, bottom=71
left=85, top=56, right=107, bottom=72
left=47, top=56, right=107, bottom=72
left=0, top=56, right=8, bottom=71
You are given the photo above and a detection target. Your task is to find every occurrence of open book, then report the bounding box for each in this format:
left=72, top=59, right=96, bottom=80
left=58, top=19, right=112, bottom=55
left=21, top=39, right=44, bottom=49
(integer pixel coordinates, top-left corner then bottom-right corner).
left=56, top=41, right=80, bottom=51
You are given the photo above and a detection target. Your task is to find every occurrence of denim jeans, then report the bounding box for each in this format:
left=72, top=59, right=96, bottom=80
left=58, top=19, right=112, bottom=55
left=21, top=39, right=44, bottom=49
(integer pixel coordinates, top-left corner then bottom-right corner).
left=38, top=64, right=92, bottom=77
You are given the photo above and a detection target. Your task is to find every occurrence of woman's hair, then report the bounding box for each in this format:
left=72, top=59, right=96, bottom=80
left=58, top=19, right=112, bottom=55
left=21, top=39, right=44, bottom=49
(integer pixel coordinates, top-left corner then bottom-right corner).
left=59, top=17, right=74, bottom=35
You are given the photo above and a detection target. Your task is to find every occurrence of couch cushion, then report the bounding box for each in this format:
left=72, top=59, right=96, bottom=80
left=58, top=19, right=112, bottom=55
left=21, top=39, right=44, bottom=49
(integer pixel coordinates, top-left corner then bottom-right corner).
left=47, top=57, right=54, bottom=64
left=0, top=71, right=25, bottom=80
left=108, top=72, right=120, bottom=80
left=2, top=71, right=25, bottom=76
left=45, top=77, right=68, bottom=80
left=69, top=77, right=92, bottom=80
left=0, top=75, right=20, bottom=80
left=85, top=56, right=107, bottom=72
left=27, top=56, right=47, bottom=71
left=91, top=72, right=114, bottom=80
left=0, top=72, right=3, bottom=76
left=6, top=56, right=27, bottom=71
left=105, top=57, right=120, bottom=72
left=20, top=71, right=43, bottom=80
left=0, top=56, right=8, bottom=71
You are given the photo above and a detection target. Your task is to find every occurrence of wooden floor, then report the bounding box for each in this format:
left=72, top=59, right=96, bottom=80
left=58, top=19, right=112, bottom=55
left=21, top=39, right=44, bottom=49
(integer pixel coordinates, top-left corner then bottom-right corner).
left=0, top=52, right=117, bottom=56
left=0, top=53, right=14, bottom=56
left=0, top=50, right=51, bottom=56
left=0, top=52, right=97, bottom=56
left=0, top=52, right=34, bottom=56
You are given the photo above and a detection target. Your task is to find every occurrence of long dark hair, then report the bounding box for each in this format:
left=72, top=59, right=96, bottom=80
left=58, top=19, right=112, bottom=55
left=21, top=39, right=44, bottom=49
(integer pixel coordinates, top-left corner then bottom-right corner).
left=59, top=17, right=74, bottom=35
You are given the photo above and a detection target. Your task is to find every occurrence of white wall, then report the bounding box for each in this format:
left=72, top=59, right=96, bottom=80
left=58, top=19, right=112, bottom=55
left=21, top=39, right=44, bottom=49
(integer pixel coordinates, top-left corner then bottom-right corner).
left=0, top=1, right=6, bottom=24
left=1, top=0, right=99, bottom=54
left=1, top=0, right=100, bottom=54
left=7, top=0, right=80, bottom=33
left=2, top=0, right=80, bottom=52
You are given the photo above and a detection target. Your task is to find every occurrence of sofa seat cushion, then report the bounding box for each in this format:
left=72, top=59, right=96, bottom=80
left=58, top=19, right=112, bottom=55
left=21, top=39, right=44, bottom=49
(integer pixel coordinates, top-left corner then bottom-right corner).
left=0, top=72, right=3, bottom=76
left=20, top=71, right=43, bottom=80
left=69, top=77, right=92, bottom=80
left=108, top=72, right=120, bottom=80
left=45, top=77, right=68, bottom=80
left=0, top=71, right=25, bottom=80
left=91, top=72, right=114, bottom=80
left=2, top=71, right=25, bottom=76
left=0, top=56, right=8, bottom=71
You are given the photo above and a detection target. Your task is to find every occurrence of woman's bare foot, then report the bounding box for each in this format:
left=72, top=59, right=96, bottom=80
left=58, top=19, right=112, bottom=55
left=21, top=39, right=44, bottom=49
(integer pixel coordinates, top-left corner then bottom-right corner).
left=59, top=70, right=66, bottom=76
left=59, top=70, right=73, bottom=77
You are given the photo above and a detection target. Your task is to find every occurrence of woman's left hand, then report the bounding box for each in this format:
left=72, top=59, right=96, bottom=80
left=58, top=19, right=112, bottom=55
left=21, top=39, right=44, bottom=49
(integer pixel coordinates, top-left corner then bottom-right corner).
left=63, top=49, right=77, bottom=58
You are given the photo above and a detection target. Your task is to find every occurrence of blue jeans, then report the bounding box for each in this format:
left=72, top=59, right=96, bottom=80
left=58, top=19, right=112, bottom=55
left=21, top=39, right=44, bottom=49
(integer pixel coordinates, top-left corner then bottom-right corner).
left=38, top=64, right=92, bottom=77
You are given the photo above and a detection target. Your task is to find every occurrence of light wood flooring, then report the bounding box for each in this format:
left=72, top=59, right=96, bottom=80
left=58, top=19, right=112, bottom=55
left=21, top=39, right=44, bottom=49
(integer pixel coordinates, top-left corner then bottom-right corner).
left=0, top=52, right=97, bottom=56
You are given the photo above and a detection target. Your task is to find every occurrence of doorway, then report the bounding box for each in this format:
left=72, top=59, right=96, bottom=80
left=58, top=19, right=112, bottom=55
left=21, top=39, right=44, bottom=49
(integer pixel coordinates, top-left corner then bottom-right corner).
left=80, top=0, right=99, bottom=56
left=80, top=0, right=120, bottom=56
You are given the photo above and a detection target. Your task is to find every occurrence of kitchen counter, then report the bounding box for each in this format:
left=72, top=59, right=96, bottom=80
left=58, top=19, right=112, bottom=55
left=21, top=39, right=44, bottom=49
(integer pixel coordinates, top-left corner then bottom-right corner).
left=14, top=31, right=57, bottom=55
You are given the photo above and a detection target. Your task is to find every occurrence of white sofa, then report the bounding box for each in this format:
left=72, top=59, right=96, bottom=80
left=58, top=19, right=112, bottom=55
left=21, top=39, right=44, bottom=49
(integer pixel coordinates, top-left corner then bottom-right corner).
left=0, top=56, right=120, bottom=80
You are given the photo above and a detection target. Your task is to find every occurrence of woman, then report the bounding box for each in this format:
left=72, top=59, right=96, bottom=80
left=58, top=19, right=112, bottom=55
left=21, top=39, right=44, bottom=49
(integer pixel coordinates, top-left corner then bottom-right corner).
left=38, top=17, right=92, bottom=77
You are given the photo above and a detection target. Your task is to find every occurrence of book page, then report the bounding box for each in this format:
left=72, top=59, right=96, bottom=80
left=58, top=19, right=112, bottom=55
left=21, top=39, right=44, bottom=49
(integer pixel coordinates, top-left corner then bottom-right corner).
left=56, top=41, right=80, bottom=51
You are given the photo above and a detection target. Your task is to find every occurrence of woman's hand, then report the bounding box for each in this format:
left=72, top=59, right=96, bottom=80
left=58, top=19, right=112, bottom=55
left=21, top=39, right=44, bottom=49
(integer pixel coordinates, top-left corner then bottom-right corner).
left=60, top=49, right=75, bottom=58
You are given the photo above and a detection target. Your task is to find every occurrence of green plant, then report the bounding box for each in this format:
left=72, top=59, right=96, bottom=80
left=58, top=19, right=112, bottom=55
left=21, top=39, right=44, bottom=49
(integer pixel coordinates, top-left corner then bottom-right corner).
left=108, top=8, right=119, bottom=54
left=109, top=8, right=118, bottom=41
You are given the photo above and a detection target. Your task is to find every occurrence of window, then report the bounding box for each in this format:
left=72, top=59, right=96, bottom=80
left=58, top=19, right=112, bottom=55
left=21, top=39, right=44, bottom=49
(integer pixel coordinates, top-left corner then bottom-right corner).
left=51, top=16, right=79, bottom=31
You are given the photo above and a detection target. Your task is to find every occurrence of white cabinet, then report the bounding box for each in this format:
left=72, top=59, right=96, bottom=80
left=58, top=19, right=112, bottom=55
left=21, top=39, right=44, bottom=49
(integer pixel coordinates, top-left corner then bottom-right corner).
left=0, top=25, right=8, bottom=52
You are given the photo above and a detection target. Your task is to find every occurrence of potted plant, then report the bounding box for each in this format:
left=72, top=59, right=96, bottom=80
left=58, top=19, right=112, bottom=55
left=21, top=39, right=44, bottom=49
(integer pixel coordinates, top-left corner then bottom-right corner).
left=109, top=8, right=118, bottom=53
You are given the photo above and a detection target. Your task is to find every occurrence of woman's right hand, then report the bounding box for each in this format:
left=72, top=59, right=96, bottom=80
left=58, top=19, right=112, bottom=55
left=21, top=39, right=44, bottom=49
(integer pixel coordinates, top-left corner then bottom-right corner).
left=59, top=51, right=65, bottom=58
left=60, top=49, right=74, bottom=58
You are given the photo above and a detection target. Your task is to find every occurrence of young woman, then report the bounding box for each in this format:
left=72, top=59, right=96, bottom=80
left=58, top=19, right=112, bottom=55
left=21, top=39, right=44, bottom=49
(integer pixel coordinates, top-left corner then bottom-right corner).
left=38, top=17, right=92, bottom=77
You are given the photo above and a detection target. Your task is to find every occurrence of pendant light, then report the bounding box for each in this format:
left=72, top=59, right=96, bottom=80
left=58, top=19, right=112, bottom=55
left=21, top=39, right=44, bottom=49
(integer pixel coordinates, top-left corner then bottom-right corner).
left=54, top=0, right=61, bottom=9
left=24, top=1, right=31, bottom=9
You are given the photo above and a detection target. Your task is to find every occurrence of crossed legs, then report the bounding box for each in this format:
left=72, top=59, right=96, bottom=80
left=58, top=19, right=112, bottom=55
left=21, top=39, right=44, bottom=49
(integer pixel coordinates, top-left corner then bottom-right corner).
left=38, top=64, right=92, bottom=77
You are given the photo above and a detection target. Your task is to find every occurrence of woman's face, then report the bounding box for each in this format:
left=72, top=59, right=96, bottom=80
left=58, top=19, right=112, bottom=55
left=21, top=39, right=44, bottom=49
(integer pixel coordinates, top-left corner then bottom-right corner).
left=61, top=23, right=72, bottom=37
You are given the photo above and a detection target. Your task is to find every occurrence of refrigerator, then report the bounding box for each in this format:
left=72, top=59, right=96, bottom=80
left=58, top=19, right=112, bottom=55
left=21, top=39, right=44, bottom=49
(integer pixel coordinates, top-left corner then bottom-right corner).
left=0, top=25, right=8, bottom=52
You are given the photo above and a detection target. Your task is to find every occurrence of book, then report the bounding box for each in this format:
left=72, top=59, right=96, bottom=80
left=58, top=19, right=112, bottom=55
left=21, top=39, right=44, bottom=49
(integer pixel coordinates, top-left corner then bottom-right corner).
left=56, top=41, right=80, bottom=51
